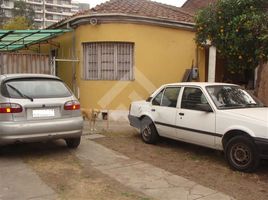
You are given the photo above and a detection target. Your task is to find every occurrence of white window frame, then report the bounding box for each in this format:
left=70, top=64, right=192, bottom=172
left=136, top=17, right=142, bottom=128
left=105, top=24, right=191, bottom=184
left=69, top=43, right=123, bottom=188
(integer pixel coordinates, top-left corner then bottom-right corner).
left=83, top=42, right=134, bottom=81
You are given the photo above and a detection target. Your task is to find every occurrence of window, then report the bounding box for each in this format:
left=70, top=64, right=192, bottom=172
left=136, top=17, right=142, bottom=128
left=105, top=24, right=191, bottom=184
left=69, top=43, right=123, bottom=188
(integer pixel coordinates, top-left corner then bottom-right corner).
left=83, top=42, right=134, bottom=80
left=152, top=89, right=164, bottom=106
left=162, top=87, right=181, bottom=107
left=152, top=87, right=181, bottom=108
left=3, top=78, right=71, bottom=99
left=181, top=87, right=208, bottom=110
left=206, top=85, right=263, bottom=109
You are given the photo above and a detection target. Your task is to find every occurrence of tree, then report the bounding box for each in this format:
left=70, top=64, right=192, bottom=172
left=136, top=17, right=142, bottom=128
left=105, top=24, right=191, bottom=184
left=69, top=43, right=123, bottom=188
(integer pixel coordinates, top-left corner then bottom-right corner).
left=3, top=16, right=31, bottom=30
left=12, top=0, right=35, bottom=28
left=195, top=0, right=268, bottom=73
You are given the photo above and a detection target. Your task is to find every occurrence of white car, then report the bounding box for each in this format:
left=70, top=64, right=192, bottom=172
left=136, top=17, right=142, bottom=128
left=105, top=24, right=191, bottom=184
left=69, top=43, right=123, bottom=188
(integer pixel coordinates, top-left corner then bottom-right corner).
left=128, top=82, right=268, bottom=172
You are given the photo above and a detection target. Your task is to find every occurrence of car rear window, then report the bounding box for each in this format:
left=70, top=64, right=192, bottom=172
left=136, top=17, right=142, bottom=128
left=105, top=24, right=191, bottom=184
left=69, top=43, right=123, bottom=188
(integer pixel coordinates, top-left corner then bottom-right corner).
left=2, top=78, right=72, bottom=99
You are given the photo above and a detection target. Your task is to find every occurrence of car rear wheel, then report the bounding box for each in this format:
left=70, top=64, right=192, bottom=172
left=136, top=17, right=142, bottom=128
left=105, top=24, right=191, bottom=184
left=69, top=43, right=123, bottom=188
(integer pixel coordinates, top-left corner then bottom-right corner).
left=141, top=117, right=159, bottom=144
left=225, top=135, right=259, bottom=172
left=65, top=137, right=81, bottom=149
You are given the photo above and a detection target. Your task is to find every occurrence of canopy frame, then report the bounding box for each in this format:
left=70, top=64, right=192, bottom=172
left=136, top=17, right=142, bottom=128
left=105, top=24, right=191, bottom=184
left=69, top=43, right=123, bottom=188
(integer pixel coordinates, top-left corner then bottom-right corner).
left=0, top=30, right=69, bottom=52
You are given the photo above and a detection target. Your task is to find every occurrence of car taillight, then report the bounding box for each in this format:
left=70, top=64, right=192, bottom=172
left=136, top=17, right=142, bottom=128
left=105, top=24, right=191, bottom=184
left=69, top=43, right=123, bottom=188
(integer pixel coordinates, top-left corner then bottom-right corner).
left=0, top=103, right=23, bottom=113
left=64, top=100, right=80, bottom=110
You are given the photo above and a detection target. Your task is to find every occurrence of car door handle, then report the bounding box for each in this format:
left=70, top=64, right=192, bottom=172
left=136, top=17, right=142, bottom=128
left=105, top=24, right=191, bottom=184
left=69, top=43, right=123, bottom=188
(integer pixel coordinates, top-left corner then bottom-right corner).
left=179, top=112, right=184, bottom=116
left=151, top=109, right=156, bottom=112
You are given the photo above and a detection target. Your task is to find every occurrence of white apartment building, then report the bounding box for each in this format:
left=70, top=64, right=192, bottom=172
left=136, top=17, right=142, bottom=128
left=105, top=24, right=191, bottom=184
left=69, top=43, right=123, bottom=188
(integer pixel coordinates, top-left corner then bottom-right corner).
left=1, top=0, right=89, bottom=28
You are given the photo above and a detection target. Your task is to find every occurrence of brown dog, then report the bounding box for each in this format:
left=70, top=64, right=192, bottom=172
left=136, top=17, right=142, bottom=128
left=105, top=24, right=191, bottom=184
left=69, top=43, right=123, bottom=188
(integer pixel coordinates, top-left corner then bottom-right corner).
left=81, top=108, right=101, bottom=132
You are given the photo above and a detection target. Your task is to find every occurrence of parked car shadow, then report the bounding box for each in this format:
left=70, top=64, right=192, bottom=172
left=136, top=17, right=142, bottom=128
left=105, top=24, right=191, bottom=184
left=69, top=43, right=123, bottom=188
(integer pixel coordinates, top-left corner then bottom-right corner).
left=0, top=140, right=70, bottom=158
left=146, top=134, right=268, bottom=174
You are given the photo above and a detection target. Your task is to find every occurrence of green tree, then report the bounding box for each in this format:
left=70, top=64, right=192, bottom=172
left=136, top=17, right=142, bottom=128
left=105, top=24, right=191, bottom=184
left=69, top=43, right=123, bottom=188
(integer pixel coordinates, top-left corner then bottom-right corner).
left=12, top=0, right=35, bottom=28
left=3, top=16, right=30, bottom=30
left=195, top=0, right=268, bottom=73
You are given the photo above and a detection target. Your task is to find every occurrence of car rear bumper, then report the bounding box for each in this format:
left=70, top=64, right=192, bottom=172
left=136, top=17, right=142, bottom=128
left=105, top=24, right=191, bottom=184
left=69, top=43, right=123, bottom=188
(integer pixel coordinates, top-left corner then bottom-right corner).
left=128, top=114, right=141, bottom=129
left=254, top=137, right=268, bottom=159
left=0, top=116, right=83, bottom=145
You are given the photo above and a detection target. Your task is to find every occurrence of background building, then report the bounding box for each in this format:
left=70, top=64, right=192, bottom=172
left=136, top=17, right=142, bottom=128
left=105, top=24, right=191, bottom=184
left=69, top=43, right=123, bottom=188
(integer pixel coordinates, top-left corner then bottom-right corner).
left=0, top=0, right=90, bottom=29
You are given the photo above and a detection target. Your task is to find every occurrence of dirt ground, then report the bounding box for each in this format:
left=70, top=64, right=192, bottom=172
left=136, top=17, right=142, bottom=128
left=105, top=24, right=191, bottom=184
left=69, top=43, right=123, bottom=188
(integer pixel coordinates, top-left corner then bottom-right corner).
left=0, top=141, right=151, bottom=200
left=95, top=128, right=268, bottom=200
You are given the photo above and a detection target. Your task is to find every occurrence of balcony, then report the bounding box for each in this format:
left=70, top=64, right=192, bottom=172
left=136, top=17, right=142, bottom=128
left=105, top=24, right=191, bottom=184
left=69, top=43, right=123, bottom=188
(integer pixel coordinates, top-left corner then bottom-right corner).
left=34, top=18, right=43, bottom=22
left=45, top=1, right=73, bottom=8
left=45, top=9, right=72, bottom=16
left=26, top=0, right=43, bottom=5
left=1, top=4, right=13, bottom=9
left=45, top=18, right=58, bottom=22
left=35, top=10, right=43, bottom=13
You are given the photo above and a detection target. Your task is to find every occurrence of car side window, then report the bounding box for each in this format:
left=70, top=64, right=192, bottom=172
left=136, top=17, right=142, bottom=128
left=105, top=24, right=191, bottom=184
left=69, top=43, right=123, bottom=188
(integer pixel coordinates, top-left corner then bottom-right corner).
left=181, top=87, right=208, bottom=110
left=161, top=87, right=181, bottom=107
left=152, top=89, right=164, bottom=106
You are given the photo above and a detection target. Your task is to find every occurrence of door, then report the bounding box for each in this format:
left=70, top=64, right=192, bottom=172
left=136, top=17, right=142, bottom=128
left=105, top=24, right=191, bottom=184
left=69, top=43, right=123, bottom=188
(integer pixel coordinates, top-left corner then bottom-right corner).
left=151, top=87, right=181, bottom=139
left=176, top=87, right=216, bottom=148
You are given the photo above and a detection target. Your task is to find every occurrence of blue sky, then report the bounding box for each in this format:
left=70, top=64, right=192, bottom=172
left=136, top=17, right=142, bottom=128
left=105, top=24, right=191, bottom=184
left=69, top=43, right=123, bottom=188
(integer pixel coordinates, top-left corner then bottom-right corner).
left=77, top=0, right=187, bottom=8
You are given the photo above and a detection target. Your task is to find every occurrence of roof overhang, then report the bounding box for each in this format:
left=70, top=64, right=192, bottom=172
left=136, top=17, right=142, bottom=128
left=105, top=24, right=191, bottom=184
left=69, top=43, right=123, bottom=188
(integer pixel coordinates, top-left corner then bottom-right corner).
left=0, top=29, right=70, bottom=52
left=49, top=13, right=195, bottom=31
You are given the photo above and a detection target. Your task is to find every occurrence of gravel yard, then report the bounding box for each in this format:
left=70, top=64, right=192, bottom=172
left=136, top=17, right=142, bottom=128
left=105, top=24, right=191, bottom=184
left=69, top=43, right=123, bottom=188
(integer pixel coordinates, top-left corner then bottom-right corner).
left=94, top=126, right=268, bottom=200
left=1, top=120, right=268, bottom=200
left=0, top=141, right=151, bottom=200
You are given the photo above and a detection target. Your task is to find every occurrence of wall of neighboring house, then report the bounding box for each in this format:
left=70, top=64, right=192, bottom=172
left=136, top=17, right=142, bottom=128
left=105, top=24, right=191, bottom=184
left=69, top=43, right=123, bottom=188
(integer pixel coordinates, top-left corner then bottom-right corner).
left=42, top=22, right=206, bottom=120
left=256, top=63, right=268, bottom=106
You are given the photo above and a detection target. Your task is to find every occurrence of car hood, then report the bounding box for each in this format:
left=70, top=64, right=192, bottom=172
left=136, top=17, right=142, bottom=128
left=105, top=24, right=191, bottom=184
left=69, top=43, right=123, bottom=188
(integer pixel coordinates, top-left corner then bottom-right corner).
left=227, top=107, right=268, bottom=122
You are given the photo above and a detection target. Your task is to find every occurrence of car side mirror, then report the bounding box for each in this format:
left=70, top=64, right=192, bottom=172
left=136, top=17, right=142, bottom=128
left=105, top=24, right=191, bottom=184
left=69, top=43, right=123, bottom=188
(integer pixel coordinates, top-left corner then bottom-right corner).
left=146, top=97, right=152, bottom=102
left=196, top=103, right=213, bottom=112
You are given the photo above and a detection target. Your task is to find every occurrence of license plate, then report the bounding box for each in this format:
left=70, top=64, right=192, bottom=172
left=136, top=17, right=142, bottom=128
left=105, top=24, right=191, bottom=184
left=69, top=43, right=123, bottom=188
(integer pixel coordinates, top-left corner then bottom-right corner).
left=32, top=109, right=55, bottom=118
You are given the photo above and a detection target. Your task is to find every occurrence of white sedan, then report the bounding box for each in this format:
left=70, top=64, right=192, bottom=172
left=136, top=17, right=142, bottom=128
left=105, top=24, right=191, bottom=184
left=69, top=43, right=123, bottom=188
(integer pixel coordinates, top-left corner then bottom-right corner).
left=128, top=82, right=268, bottom=172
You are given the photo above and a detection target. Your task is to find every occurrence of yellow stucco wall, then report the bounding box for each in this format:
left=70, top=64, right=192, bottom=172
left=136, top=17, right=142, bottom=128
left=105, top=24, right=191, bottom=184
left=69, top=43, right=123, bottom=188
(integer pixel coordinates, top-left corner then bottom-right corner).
left=48, top=23, right=205, bottom=110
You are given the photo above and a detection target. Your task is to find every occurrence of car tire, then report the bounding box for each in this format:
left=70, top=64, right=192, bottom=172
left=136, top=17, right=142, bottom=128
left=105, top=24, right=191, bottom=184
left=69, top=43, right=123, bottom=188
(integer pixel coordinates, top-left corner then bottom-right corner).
left=225, top=135, right=259, bottom=172
left=141, top=117, right=159, bottom=144
left=65, top=137, right=81, bottom=149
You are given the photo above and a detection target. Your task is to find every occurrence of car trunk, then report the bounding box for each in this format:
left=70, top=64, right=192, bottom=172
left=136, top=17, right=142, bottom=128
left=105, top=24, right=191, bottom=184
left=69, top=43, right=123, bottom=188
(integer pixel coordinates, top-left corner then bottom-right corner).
left=0, top=76, right=80, bottom=122
left=10, top=97, right=75, bottom=122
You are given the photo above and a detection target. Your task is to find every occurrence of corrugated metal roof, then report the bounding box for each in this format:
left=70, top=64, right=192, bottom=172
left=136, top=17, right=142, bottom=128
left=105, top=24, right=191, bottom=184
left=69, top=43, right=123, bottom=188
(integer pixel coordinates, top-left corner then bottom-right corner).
left=0, top=30, right=69, bottom=51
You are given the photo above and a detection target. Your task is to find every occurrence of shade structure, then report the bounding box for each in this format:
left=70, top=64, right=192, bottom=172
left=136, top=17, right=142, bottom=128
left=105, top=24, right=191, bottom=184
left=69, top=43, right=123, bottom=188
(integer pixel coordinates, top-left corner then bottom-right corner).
left=0, top=29, right=69, bottom=51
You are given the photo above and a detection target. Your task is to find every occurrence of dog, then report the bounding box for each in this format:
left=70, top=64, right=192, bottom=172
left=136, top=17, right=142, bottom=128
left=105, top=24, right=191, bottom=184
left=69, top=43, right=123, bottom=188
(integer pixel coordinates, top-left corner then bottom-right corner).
left=81, top=108, right=101, bottom=132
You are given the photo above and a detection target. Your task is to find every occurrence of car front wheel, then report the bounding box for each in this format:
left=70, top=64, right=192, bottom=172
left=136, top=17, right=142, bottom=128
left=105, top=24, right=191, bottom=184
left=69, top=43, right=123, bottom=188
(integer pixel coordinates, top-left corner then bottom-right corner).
left=225, top=135, right=259, bottom=172
left=141, top=117, right=159, bottom=144
left=65, top=137, right=81, bottom=149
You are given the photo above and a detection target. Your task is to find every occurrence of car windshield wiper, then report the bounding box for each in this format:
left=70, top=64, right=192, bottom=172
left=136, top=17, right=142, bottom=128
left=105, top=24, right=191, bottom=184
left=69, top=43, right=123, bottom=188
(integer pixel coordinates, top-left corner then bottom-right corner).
left=245, top=103, right=265, bottom=108
left=218, top=104, right=245, bottom=109
left=6, top=84, right=34, bottom=102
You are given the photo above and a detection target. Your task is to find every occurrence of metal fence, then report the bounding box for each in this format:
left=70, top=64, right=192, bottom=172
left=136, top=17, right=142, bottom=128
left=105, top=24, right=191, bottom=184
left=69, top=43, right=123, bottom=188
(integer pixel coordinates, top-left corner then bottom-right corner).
left=0, top=53, right=52, bottom=75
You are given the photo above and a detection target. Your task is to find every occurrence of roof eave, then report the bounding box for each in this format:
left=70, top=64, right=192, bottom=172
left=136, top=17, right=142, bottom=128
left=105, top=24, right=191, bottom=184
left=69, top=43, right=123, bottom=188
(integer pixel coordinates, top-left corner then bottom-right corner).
left=49, top=13, right=195, bottom=31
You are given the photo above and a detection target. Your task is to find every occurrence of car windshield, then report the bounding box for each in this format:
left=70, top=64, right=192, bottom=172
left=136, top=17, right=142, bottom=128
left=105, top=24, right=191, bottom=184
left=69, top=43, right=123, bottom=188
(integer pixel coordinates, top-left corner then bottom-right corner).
left=206, top=85, right=264, bottom=109
left=3, top=78, right=72, bottom=99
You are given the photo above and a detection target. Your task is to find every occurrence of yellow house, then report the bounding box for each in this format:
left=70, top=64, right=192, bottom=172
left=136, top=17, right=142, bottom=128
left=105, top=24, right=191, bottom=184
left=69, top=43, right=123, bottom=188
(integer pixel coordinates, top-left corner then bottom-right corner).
left=44, top=0, right=206, bottom=120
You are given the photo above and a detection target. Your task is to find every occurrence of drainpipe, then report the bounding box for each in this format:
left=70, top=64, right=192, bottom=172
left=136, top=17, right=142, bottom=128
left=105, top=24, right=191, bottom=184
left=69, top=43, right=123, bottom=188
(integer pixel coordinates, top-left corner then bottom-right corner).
left=67, top=22, right=77, bottom=95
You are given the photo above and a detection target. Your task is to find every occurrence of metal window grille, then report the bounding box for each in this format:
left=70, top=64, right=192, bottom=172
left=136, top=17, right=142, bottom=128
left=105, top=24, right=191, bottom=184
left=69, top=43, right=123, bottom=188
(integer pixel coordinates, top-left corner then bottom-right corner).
left=83, top=42, right=134, bottom=80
